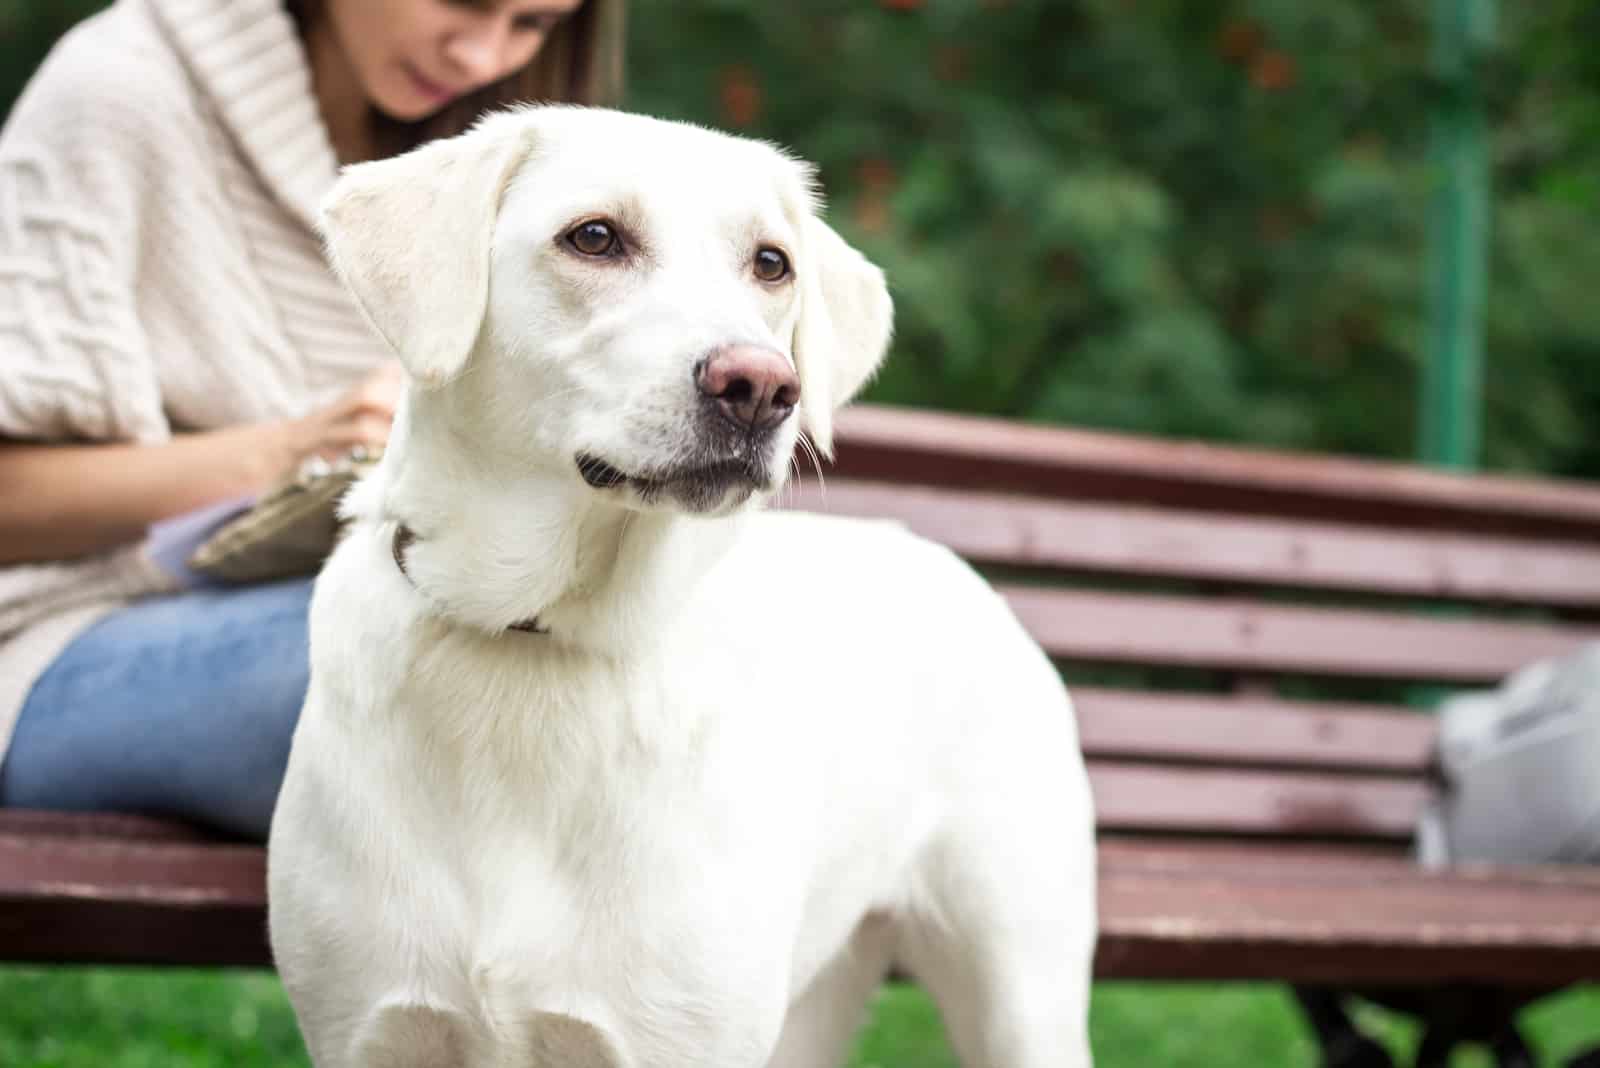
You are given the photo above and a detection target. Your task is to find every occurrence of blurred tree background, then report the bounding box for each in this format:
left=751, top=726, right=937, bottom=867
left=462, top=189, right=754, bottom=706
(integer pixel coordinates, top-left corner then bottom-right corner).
left=5, top=0, right=1598, bottom=478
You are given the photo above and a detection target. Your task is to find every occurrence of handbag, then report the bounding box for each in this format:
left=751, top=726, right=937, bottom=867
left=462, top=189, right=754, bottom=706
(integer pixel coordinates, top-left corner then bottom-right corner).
left=186, top=448, right=380, bottom=584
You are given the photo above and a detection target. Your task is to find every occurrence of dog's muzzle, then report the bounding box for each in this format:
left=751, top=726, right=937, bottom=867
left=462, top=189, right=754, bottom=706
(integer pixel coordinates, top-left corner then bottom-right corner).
left=574, top=344, right=798, bottom=513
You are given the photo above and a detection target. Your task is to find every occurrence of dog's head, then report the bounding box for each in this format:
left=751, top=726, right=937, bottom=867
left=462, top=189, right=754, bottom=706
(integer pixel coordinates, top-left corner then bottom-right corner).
left=321, top=105, right=892, bottom=516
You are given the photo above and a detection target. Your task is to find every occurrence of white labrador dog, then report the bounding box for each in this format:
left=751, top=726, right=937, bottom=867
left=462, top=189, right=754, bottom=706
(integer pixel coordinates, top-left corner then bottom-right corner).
left=267, top=105, right=1096, bottom=1068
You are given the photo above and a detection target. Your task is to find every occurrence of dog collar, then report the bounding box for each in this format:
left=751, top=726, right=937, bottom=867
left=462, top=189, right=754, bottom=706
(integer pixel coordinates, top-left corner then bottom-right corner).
left=392, top=524, right=549, bottom=635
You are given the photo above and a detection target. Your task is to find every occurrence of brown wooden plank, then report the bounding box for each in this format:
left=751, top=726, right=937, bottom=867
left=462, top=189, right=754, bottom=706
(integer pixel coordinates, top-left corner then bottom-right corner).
left=1001, top=586, right=1600, bottom=682
left=1088, top=761, right=1427, bottom=840
left=0, top=894, right=271, bottom=968
left=1096, top=839, right=1600, bottom=982
left=826, top=405, right=1600, bottom=541
left=0, top=834, right=269, bottom=967
left=1098, top=836, right=1414, bottom=871
left=0, top=809, right=221, bottom=844
left=1074, top=689, right=1437, bottom=774
left=7, top=830, right=1598, bottom=985
left=0, top=834, right=266, bottom=905
left=1098, top=837, right=1600, bottom=889
left=784, top=478, right=1600, bottom=607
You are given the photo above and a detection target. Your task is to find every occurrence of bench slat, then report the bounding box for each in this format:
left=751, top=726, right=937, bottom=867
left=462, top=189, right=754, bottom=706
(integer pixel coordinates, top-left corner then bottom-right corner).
left=10, top=829, right=1598, bottom=984
left=1074, top=689, right=1436, bottom=774
left=1097, top=839, right=1600, bottom=983
left=1002, top=586, right=1600, bottom=682
left=1088, top=761, right=1426, bottom=840
left=786, top=479, right=1600, bottom=607
left=830, top=405, right=1600, bottom=540
left=0, top=809, right=221, bottom=844
left=1097, top=839, right=1600, bottom=887
left=0, top=834, right=268, bottom=967
left=0, top=834, right=266, bottom=903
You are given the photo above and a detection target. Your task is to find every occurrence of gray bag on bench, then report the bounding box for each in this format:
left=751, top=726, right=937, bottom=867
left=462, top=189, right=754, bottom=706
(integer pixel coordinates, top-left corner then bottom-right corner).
left=1418, top=643, right=1600, bottom=868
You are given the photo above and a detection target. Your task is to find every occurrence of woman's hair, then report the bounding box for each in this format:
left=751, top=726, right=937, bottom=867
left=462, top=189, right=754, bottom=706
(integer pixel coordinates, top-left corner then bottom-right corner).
left=284, top=0, right=626, bottom=158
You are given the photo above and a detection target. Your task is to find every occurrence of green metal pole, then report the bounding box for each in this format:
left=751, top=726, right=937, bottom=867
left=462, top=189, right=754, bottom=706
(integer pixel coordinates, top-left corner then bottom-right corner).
left=1421, top=0, right=1495, bottom=470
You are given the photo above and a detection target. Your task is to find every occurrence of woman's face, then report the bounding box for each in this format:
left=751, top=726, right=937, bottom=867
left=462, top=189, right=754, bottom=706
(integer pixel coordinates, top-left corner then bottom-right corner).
left=324, top=0, right=586, bottom=121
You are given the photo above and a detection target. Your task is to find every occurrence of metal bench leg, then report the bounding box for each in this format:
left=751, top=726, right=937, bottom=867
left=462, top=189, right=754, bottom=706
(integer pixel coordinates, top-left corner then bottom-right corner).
left=1414, top=993, right=1533, bottom=1068
left=1411, top=989, right=1473, bottom=1068
left=1299, top=985, right=1560, bottom=1068
left=1489, top=1024, right=1535, bottom=1068
left=1414, top=1025, right=1457, bottom=1068
left=1292, top=987, right=1396, bottom=1068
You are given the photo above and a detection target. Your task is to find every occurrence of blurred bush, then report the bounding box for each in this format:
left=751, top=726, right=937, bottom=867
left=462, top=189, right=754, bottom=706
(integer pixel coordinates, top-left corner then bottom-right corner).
left=6, top=0, right=1599, bottom=476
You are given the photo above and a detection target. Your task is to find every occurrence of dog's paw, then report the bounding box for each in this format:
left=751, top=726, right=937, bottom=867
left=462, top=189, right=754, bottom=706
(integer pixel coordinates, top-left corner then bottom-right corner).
left=525, top=1011, right=631, bottom=1068
left=350, top=1000, right=470, bottom=1068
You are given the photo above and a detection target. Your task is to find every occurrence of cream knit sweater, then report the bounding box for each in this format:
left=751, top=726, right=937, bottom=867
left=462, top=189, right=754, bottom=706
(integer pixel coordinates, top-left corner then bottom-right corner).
left=0, top=0, right=390, bottom=757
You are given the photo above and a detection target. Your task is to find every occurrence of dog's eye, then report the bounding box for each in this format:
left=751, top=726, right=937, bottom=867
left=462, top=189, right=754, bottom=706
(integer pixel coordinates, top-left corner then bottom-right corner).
left=567, top=221, right=620, bottom=258
left=754, top=247, right=791, bottom=283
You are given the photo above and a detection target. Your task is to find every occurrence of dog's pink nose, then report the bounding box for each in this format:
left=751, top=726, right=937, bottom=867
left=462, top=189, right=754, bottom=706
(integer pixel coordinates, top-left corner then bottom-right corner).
left=696, top=345, right=800, bottom=433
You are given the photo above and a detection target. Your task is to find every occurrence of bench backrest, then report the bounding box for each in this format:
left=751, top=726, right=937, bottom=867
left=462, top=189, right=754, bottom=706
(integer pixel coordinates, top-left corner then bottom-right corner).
left=789, top=405, right=1600, bottom=849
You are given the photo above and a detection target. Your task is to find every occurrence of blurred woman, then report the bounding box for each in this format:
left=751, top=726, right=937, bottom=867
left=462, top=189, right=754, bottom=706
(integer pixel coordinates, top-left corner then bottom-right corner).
left=0, top=0, right=625, bottom=837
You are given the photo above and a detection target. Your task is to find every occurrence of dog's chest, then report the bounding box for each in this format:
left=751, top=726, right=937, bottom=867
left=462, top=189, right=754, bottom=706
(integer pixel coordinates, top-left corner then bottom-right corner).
left=459, top=821, right=794, bottom=1066
left=381, top=672, right=805, bottom=1065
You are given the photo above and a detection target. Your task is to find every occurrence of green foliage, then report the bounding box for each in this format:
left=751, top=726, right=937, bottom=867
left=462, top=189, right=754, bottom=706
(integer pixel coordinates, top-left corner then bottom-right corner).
left=4, top=0, right=1597, bottom=477
left=626, top=0, right=1600, bottom=476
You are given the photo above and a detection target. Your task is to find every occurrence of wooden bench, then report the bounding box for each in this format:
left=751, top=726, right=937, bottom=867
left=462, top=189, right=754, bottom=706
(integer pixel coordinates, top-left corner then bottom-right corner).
left=5, top=404, right=1600, bottom=1060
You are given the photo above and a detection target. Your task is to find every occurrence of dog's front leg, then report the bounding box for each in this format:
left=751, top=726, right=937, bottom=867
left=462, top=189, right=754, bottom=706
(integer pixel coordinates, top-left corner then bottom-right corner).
left=899, top=913, right=1096, bottom=1068
left=346, top=1000, right=473, bottom=1068
left=762, top=918, right=895, bottom=1068
left=894, top=819, right=1097, bottom=1068
left=347, top=1001, right=631, bottom=1068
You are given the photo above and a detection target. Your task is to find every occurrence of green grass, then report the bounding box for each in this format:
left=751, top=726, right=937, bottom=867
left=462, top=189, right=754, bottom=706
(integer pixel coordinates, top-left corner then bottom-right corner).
left=1, top=968, right=1595, bottom=1066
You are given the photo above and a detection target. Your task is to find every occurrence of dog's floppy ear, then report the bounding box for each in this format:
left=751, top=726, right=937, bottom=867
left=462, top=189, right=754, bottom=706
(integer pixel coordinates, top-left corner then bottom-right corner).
left=320, top=115, right=537, bottom=387
left=792, top=215, right=894, bottom=457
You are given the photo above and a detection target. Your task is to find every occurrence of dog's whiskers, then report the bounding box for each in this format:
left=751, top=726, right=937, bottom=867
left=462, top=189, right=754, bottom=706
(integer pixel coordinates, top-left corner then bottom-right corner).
left=796, top=430, right=826, bottom=500
left=780, top=452, right=803, bottom=509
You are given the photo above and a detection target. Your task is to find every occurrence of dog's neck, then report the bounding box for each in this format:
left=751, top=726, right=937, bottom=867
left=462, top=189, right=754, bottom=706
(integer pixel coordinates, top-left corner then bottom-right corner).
left=351, top=400, right=742, bottom=656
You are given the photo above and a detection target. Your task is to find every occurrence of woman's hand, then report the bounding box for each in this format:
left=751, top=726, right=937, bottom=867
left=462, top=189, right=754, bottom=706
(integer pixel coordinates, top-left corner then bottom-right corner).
left=274, top=362, right=405, bottom=473
left=0, top=362, right=409, bottom=566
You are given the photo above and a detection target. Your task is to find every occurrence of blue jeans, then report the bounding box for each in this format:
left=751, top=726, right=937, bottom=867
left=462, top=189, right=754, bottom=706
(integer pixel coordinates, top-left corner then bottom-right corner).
left=0, top=577, right=314, bottom=840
